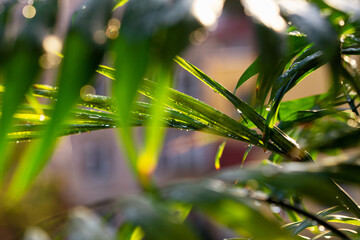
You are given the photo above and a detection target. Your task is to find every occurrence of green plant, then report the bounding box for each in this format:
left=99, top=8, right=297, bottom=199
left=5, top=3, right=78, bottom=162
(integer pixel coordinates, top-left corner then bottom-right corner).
left=0, top=0, right=360, bottom=239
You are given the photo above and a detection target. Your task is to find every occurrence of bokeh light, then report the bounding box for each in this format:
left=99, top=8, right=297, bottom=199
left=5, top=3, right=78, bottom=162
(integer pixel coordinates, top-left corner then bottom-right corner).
left=22, top=4, right=36, bottom=19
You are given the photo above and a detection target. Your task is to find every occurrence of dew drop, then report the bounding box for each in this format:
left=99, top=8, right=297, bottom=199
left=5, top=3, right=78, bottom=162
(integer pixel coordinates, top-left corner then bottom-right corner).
left=270, top=204, right=281, bottom=214
left=265, top=105, right=271, bottom=112
left=254, top=200, right=261, bottom=206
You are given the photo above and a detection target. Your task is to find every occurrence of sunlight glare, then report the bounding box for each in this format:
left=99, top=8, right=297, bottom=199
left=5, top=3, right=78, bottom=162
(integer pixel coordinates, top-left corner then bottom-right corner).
left=191, top=0, right=225, bottom=28
left=242, top=0, right=286, bottom=32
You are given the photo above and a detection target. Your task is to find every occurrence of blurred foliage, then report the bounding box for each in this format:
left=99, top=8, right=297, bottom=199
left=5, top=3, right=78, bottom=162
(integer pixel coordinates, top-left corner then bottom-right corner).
left=0, top=0, right=359, bottom=239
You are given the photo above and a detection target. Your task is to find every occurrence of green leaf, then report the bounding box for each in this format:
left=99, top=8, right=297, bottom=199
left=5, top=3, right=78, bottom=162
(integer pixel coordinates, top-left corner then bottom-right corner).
left=138, top=67, right=172, bottom=186
left=241, top=144, right=253, bottom=167
left=113, top=0, right=129, bottom=10
left=120, top=197, right=199, bottom=240
left=279, top=1, right=339, bottom=60
left=235, top=57, right=260, bottom=92
left=164, top=180, right=296, bottom=240
left=174, top=56, right=312, bottom=162
left=6, top=0, right=114, bottom=202
left=284, top=206, right=344, bottom=235
left=0, top=0, right=16, bottom=60
left=322, top=0, right=360, bottom=17
left=112, top=31, right=150, bottom=176
left=215, top=140, right=226, bottom=170
left=96, top=65, right=282, bottom=153
left=0, top=0, right=58, bottom=182
left=218, top=158, right=360, bottom=218
left=279, top=94, right=328, bottom=122
left=264, top=50, right=325, bottom=146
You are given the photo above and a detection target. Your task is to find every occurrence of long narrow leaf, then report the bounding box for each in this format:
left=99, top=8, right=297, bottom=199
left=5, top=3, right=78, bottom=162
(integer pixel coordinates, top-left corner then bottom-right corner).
left=174, top=56, right=312, bottom=162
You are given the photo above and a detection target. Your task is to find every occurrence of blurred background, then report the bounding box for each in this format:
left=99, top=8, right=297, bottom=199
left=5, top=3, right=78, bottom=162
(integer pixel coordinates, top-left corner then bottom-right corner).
left=22, top=0, right=329, bottom=204
left=0, top=0, right=331, bottom=237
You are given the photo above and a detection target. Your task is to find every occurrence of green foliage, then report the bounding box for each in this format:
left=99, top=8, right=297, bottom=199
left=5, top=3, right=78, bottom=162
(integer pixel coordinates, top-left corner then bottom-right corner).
left=0, top=0, right=359, bottom=239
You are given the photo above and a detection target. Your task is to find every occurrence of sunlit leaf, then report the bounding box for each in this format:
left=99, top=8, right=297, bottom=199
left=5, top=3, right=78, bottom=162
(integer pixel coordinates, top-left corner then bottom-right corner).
left=215, top=140, right=226, bottom=170
left=6, top=0, right=114, bottom=202
left=174, top=56, right=312, bottom=162
left=113, top=0, right=129, bottom=10
left=163, top=180, right=296, bottom=240
left=0, top=0, right=57, bottom=182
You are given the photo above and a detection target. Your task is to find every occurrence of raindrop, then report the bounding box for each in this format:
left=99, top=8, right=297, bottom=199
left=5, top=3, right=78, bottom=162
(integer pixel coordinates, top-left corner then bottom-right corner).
left=254, top=200, right=262, bottom=206
left=270, top=204, right=281, bottom=214
left=265, top=105, right=271, bottom=112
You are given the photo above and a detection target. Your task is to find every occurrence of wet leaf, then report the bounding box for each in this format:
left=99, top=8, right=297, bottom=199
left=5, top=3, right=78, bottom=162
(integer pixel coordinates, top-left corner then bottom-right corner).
left=163, top=180, right=295, bottom=240
left=0, top=0, right=58, bottom=182
left=174, top=56, right=312, bottom=162
left=6, top=0, right=114, bottom=202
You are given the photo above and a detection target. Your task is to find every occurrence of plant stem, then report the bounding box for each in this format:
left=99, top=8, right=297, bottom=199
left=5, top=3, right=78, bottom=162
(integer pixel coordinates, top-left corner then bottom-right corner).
left=261, top=197, right=351, bottom=240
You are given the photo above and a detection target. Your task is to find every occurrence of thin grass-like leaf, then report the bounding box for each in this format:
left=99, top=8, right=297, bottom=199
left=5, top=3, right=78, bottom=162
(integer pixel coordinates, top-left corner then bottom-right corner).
left=138, top=67, right=171, bottom=186
left=113, top=0, right=129, bottom=10
left=215, top=140, right=226, bottom=170
left=96, top=65, right=285, bottom=153
left=6, top=0, right=114, bottom=203
left=174, top=56, right=312, bottom=162
left=241, top=144, right=253, bottom=167
left=0, top=0, right=57, bottom=183
left=163, top=180, right=296, bottom=240
left=235, top=57, right=260, bottom=92
left=284, top=206, right=344, bottom=235
left=218, top=158, right=360, bottom=218
left=264, top=51, right=325, bottom=145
